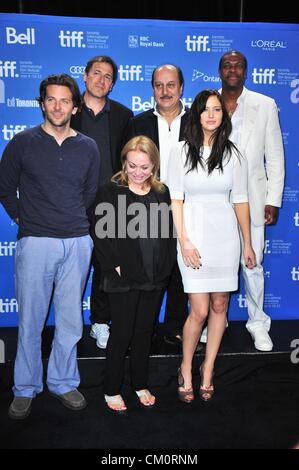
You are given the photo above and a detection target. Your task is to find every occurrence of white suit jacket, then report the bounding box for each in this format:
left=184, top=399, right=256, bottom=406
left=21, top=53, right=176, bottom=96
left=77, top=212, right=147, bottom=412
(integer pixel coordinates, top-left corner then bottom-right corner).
left=233, top=88, right=285, bottom=226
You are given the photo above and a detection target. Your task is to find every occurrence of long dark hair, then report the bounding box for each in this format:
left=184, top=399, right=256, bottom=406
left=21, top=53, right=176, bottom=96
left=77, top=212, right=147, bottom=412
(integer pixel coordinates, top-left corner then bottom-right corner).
left=184, top=89, right=238, bottom=174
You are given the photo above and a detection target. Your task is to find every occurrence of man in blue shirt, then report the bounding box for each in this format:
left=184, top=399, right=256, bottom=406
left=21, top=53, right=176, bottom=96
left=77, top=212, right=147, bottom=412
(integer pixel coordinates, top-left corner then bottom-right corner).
left=0, top=74, right=100, bottom=419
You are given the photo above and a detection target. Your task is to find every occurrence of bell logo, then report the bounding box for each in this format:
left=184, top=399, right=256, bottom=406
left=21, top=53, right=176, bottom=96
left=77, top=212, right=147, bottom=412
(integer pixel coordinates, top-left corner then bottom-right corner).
left=294, top=212, right=299, bottom=226
left=59, top=30, right=85, bottom=48
left=6, top=27, right=35, bottom=45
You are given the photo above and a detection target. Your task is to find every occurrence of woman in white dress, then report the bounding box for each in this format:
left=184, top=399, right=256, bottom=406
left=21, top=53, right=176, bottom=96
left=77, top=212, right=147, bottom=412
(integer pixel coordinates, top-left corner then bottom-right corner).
left=167, top=90, right=256, bottom=403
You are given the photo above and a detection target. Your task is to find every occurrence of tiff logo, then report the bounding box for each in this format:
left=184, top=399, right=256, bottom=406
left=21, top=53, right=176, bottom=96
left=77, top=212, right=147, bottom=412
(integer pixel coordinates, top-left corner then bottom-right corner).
left=0, top=298, right=18, bottom=313
left=264, top=239, right=271, bottom=254
left=290, top=78, right=299, bottom=104
left=6, top=27, right=35, bottom=45
left=2, top=124, right=27, bottom=141
left=0, top=340, right=4, bottom=364
left=294, top=212, right=299, bottom=226
left=0, top=79, right=4, bottom=103
left=185, top=35, right=210, bottom=52
left=0, top=242, right=17, bottom=256
left=59, top=30, right=85, bottom=48
left=291, top=267, right=299, bottom=281
left=0, top=61, right=18, bottom=78
left=119, top=65, right=143, bottom=81
left=83, top=296, right=90, bottom=311
left=237, top=294, right=247, bottom=308
left=252, top=68, right=276, bottom=84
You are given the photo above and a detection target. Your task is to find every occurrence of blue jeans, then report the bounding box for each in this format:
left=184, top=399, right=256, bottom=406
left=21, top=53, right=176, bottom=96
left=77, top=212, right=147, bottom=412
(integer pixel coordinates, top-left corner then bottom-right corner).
left=13, top=235, right=93, bottom=397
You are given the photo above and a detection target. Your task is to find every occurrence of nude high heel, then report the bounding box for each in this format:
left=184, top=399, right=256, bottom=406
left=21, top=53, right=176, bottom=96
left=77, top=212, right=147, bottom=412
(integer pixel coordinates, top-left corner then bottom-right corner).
left=178, top=367, right=194, bottom=404
left=199, top=364, right=214, bottom=402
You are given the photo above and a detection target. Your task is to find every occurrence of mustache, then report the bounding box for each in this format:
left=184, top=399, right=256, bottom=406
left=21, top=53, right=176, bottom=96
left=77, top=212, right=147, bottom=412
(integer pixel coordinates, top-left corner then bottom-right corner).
left=160, top=95, right=173, bottom=100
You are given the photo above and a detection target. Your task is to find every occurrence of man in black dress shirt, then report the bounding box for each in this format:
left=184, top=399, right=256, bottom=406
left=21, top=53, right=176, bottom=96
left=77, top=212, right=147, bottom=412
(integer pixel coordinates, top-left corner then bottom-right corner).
left=71, top=56, right=133, bottom=349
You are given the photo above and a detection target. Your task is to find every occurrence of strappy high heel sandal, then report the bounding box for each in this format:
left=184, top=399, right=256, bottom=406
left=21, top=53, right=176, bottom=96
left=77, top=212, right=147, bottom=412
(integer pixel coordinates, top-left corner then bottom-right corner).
left=199, top=364, right=214, bottom=402
left=135, top=389, right=156, bottom=409
left=104, top=394, right=128, bottom=415
left=178, top=367, right=194, bottom=404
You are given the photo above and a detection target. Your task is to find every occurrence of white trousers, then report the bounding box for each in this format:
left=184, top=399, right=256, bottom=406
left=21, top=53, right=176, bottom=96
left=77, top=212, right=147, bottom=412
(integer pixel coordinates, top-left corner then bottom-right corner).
left=240, top=223, right=271, bottom=333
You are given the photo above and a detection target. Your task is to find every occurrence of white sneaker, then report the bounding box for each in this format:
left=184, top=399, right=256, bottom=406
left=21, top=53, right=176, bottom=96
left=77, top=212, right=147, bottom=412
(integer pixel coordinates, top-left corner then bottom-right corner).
left=248, top=328, right=273, bottom=352
left=90, top=323, right=110, bottom=349
left=200, top=321, right=229, bottom=344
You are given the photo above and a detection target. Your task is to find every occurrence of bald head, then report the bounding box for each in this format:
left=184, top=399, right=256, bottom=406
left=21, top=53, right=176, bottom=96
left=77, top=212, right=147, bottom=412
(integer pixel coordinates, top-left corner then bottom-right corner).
left=151, top=64, right=184, bottom=88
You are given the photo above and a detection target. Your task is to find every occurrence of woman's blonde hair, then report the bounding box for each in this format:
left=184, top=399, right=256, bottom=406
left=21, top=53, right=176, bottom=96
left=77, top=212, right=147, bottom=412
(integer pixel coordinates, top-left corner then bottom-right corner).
left=111, top=135, right=165, bottom=192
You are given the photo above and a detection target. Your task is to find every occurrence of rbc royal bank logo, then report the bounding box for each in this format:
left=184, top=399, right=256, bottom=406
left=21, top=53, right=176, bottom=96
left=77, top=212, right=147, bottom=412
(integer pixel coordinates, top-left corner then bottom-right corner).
left=6, top=27, right=36, bottom=45
left=128, top=35, right=139, bottom=48
left=252, top=68, right=276, bottom=84
left=119, top=65, right=143, bottom=81
left=2, top=125, right=27, bottom=141
left=0, top=61, right=18, bottom=78
left=185, top=35, right=210, bottom=52
left=59, top=30, right=86, bottom=48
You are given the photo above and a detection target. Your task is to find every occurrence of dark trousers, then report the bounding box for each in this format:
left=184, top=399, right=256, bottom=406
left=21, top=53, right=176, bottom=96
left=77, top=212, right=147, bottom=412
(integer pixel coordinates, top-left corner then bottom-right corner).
left=104, top=289, right=163, bottom=396
left=163, top=261, right=189, bottom=336
left=89, top=252, right=110, bottom=325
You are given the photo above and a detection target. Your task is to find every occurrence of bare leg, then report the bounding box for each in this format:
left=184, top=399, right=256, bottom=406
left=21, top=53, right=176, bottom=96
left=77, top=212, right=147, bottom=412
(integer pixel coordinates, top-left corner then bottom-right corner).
left=201, top=292, right=228, bottom=391
left=180, top=293, right=210, bottom=390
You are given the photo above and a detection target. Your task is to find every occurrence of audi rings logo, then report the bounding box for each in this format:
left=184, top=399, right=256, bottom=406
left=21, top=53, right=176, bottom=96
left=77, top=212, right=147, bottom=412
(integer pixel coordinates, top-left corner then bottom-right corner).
left=69, top=65, right=85, bottom=76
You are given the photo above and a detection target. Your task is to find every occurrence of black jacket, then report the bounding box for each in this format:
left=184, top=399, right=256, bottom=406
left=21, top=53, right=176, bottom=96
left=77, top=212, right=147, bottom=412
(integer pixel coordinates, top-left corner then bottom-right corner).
left=125, top=107, right=190, bottom=148
left=91, top=182, right=177, bottom=291
left=71, top=98, right=133, bottom=174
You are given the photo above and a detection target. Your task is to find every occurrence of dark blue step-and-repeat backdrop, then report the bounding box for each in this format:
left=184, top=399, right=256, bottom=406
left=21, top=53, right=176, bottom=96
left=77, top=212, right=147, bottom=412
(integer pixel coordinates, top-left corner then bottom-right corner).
left=0, top=13, right=298, bottom=327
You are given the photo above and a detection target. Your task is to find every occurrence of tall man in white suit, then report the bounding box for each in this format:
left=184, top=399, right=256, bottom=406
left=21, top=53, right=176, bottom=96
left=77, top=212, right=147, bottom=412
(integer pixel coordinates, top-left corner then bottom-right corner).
left=200, top=50, right=285, bottom=351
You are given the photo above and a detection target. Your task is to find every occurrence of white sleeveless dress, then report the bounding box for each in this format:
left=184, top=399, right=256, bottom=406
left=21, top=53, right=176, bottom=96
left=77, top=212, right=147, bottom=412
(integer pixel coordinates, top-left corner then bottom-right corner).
left=167, top=141, right=248, bottom=293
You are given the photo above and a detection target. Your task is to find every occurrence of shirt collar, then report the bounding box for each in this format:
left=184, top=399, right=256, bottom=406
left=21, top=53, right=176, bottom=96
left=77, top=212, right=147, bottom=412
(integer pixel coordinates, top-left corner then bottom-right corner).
left=82, top=94, right=110, bottom=115
left=219, top=86, right=247, bottom=105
